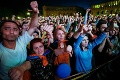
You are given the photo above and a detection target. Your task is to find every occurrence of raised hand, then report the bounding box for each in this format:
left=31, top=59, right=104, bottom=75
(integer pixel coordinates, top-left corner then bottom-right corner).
left=66, top=45, right=73, bottom=57
left=43, top=25, right=54, bottom=33
left=22, top=22, right=29, bottom=30
left=30, top=1, right=39, bottom=13
left=86, top=8, right=91, bottom=12
left=41, top=25, right=54, bottom=39
left=83, top=25, right=89, bottom=33
left=87, top=24, right=93, bottom=34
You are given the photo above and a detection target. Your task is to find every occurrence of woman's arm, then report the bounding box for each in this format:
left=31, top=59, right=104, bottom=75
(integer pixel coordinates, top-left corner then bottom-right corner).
left=91, top=32, right=107, bottom=49
left=106, top=37, right=114, bottom=49
left=73, top=24, right=84, bottom=39
left=98, top=38, right=107, bottom=52
left=83, top=9, right=91, bottom=25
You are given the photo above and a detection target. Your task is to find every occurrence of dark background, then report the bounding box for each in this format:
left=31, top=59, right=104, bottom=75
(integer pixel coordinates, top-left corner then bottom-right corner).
left=0, top=0, right=112, bottom=18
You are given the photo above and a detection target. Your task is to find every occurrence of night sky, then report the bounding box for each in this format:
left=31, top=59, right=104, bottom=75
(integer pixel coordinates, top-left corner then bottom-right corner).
left=0, top=0, right=112, bottom=16
left=0, top=0, right=112, bottom=9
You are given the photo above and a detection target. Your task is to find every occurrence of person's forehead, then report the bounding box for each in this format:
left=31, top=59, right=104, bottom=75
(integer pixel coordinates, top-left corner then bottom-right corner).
left=33, top=33, right=38, bottom=35
left=57, top=29, right=64, bottom=33
left=101, top=24, right=107, bottom=27
left=2, top=22, right=18, bottom=28
left=83, top=36, right=88, bottom=40
left=33, top=42, right=43, bottom=46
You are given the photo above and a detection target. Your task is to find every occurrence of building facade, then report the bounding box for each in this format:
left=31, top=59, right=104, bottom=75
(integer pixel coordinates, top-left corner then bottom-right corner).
left=42, top=6, right=85, bottom=17
left=91, top=0, right=120, bottom=16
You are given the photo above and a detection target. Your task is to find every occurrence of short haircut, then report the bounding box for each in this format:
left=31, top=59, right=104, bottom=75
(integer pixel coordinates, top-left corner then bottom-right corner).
left=0, top=20, right=19, bottom=29
left=30, top=38, right=43, bottom=51
left=96, top=19, right=107, bottom=28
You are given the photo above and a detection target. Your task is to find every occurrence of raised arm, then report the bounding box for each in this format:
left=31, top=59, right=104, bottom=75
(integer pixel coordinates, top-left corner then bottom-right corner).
left=73, top=24, right=89, bottom=39
left=83, top=9, right=91, bottom=25
left=98, top=36, right=107, bottom=52
left=28, top=1, right=39, bottom=36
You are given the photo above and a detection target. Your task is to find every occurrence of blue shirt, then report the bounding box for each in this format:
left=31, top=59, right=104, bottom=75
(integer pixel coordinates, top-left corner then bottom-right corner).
left=73, top=32, right=106, bottom=73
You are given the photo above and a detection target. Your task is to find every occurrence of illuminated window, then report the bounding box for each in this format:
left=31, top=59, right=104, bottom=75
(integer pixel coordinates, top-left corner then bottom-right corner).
left=95, top=5, right=100, bottom=8
left=111, top=2, right=113, bottom=6
left=105, top=10, right=108, bottom=14
left=116, top=1, right=118, bottom=5
left=114, top=2, right=116, bottom=5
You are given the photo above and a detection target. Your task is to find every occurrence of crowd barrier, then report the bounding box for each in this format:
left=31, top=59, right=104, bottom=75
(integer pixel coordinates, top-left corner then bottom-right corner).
left=64, top=54, right=120, bottom=80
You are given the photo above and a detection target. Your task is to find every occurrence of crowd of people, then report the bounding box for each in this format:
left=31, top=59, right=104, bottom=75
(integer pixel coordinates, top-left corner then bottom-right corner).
left=0, top=1, right=120, bottom=80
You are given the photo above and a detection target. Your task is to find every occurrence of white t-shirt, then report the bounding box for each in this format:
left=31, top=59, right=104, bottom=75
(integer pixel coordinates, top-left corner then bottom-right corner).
left=0, top=31, right=33, bottom=80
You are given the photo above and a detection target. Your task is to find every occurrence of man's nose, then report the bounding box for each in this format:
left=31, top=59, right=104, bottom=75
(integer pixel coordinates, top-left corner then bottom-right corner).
left=10, top=29, right=14, bottom=33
